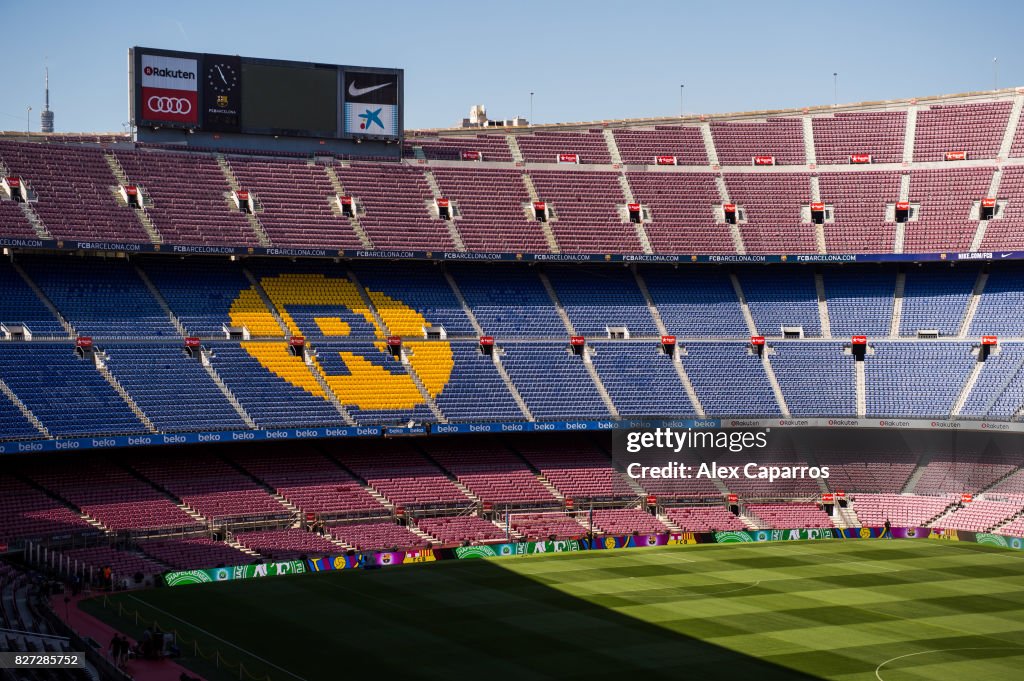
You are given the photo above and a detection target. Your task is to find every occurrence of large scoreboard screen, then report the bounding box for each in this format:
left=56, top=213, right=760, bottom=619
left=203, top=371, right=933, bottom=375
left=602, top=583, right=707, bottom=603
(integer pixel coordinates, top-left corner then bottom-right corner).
left=130, top=47, right=402, bottom=141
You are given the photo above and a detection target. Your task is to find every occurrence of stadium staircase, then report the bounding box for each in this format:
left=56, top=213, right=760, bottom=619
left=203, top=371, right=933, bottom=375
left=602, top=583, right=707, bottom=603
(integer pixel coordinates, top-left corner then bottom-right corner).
left=11, top=260, right=74, bottom=337
left=224, top=536, right=263, bottom=558
left=926, top=500, right=967, bottom=529
left=0, top=157, right=50, bottom=239
left=958, top=270, right=989, bottom=337
left=94, top=352, right=158, bottom=434
left=889, top=272, right=906, bottom=336
left=900, top=453, right=933, bottom=494
left=729, top=273, right=759, bottom=334
left=581, top=346, right=619, bottom=419
left=305, top=349, right=359, bottom=426
left=990, top=508, right=1024, bottom=534
left=700, top=121, right=720, bottom=167
left=757, top=347, right=791, bottom=417
left=715, top=176, right=746, bottom=254
left=538, top=270, right=619, bottom=418
left=539, top=270, right=577, bottom=336
left=222, top=455, right=303, bottom=523
left=348, top=266, right=448, bottom=422
left=505, top=446, right=565, bottom=501
left=602, top=128, right=624, bottom=166
left=902, top=105, right=918, bottom=163
left=855, top=361, right=867, bottom=417
left=324, top=453, right=396, bottom=512
left=442, top=268, right=536, bottom=419
left=103, top=152, right=162, bottom=244
left=952, top=352, right=986, bottom=416
left=809, top=176, right=827, bottom=254
left=617, top=174, right=654, bottom=254
left=492, top=348, right=535, bottom=420
left=0, top=377, right=49, bottom=437
left=521, top=173, right=560, bottom=252
left=656, top=513, right=684, bottom=534
left=836, top=504, right=861, bottom=529
left=802, top=114, right=816, bottom=167
left=423, top=169, right=468, bottom=251
left=815, top=272, right=832, bottom=338
left=200, top=355, right=260, bottom=429
left=998, top=94, right=1024, bottom=159
left=893, top=175, right=912, bottom=253
left=633, top=269, right=706, bottom=416
left=117, top=460, right=212, bottom=527
left=969, top=171, right=1003, bottom=252
left=17, top=202, right=51, bottom=240
left=241, top=268, right=291, bottom=335
left=133, top=265, right=188, bottom=337
left=506, top=135, right=525, bottom=163
left=739, top=510, right=765, bottom=530
left=323, top=165, right=375, bottom=249
left=443, top=269, right=485, bottom=335
left=418, top=446, right=483, bottom=505
left=215, top=155, right=272, bottom=247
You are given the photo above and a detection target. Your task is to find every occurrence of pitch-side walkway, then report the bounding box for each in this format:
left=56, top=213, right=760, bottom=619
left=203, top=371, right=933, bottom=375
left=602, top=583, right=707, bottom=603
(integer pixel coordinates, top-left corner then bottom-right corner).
left=51, top=593, right=206, bottom=681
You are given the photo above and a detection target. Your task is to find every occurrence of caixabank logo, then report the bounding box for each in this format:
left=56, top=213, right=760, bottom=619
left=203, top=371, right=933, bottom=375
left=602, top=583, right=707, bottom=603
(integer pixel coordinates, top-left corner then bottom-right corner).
left=344, top=71, right=398, bottom=137
left=140, top=54, right=198, bottom=125
left=229, top=274, right=452, bottom=412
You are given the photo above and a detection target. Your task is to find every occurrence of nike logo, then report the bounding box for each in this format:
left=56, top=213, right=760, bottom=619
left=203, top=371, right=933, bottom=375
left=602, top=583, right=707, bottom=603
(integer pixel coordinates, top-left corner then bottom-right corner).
left=1001, top=253, right=1013, bottom=258
left=349, top=81, right=392, bottom=97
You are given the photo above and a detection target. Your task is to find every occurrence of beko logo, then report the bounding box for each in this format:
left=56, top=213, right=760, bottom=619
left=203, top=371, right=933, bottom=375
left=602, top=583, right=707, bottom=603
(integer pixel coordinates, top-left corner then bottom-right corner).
left=147, top=96, right=192, bottom=114
left=143, top=66, right=196, bottom=81
left=348, top=81, right=392, bottom=97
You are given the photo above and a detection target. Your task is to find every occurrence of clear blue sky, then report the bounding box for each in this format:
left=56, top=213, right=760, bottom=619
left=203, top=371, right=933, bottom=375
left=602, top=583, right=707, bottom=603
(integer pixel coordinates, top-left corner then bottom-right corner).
left=2, top=0, right=1022, bottom=133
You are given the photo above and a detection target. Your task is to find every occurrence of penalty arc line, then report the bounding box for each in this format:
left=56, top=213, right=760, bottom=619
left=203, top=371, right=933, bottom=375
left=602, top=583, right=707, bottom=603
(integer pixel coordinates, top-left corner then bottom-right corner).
left=124, top=593, right=309, bottom=681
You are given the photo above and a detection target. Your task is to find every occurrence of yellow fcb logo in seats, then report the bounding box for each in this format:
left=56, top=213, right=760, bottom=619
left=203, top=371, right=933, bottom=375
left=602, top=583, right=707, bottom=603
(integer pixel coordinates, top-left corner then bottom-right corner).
left=228, top=273, right=453, bottom=410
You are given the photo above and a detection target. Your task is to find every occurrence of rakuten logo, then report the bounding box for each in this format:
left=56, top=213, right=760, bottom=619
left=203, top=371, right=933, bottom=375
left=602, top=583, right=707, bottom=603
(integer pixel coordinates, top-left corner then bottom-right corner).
left=143, top=66, right=196, bottom=80
left=140, top=55, right=198, bottom=91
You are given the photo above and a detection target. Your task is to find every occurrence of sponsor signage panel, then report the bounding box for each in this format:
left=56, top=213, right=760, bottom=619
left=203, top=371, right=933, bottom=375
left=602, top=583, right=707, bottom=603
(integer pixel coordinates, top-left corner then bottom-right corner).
left=148, top=528, right=1024, bottom=587
left=343, top=71, right=399, bottom=137
left=133, top=47, right=402, bottom=141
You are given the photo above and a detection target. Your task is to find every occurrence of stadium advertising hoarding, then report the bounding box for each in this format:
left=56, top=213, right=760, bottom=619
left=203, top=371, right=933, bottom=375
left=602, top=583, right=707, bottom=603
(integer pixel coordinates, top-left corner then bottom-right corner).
left=163, top=560, right=306, bottom=586
left=162, top=528, right=1017, bottom=587
left=8, top=417, right=1024, bottom=455
left=7, top=234, right=1024, bottom=266
left=130, top=47, right=402, bottom=141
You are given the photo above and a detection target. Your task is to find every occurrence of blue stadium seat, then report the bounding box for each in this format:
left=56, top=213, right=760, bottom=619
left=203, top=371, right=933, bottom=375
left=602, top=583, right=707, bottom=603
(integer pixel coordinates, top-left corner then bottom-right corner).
left=0, top=344, right=144, bottom=436
left=589, top=342, right=694, bottom=416
left=103, top=344, right=248, bottom=432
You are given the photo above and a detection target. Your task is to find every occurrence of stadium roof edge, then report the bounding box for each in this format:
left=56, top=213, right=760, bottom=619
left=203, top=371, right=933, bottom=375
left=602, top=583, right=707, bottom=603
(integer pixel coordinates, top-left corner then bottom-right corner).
left=405, top=85, right=1024, bottom=138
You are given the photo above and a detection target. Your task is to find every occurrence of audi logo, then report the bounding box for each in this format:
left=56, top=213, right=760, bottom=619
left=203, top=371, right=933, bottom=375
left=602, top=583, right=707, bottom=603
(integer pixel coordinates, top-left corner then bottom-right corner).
left=147, top=96, right=192, bottom=114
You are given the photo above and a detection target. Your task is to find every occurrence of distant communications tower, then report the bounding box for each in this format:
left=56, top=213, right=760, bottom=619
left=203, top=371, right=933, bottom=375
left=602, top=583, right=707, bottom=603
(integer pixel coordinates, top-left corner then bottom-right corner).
left=40, top=68, right=54, bottom=133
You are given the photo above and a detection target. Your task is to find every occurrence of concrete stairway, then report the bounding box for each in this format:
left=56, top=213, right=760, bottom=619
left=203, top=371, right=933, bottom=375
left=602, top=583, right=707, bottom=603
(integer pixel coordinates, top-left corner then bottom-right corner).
left=323, top=165, right=374, bottom=249
left=0, top=377, right=49, bottom=437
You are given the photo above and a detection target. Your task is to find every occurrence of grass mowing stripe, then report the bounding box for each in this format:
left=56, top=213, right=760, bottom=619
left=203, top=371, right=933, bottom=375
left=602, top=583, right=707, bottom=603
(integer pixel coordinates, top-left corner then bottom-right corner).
left=83, top=540, right=1024, bottom=681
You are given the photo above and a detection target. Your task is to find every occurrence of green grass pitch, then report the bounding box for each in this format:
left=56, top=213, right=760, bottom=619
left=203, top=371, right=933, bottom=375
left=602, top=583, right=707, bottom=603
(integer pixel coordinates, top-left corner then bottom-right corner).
left=83, top=539, right=1024, bottom=680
